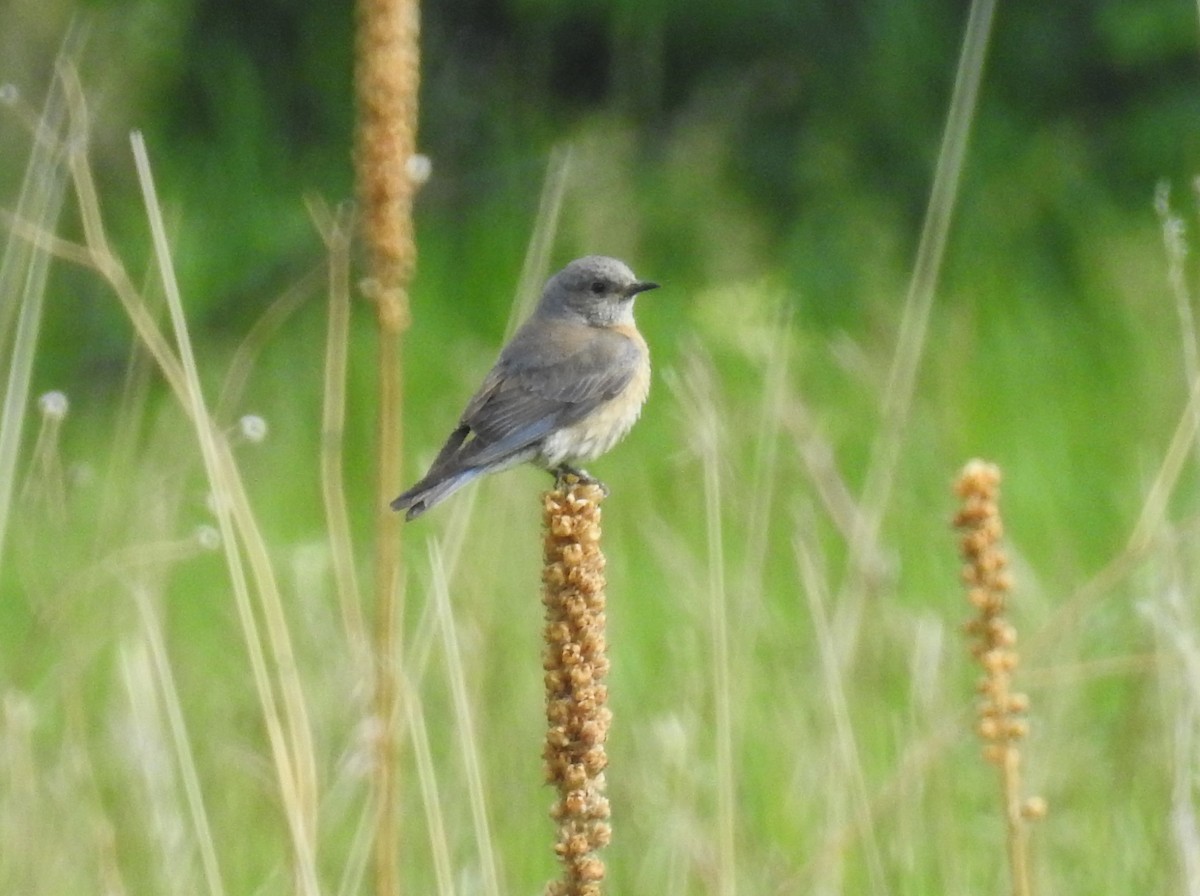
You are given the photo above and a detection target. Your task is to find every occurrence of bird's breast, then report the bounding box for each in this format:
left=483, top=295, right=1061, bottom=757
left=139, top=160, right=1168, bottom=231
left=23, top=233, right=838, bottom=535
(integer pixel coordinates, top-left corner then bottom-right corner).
left=539, top=327, right=650, bottom=467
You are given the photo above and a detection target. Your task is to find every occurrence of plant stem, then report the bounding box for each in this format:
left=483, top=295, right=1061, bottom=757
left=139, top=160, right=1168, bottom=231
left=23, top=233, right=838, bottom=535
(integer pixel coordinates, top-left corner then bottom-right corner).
left=354, top=0, right=421, bottom=890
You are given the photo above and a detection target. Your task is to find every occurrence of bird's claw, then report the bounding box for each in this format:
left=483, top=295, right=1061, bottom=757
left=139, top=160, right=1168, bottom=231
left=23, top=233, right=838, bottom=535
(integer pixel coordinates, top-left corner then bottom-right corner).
left=553, top=465, right=610, bottom=496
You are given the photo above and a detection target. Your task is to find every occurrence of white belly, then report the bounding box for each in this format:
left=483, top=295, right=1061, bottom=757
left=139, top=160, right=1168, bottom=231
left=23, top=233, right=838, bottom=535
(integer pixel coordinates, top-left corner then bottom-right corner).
left=538, top=357, right=650, bottom=467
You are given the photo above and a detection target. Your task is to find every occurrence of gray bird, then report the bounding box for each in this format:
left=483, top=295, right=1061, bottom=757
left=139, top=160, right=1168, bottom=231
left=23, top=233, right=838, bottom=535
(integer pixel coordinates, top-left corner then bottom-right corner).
left=391, top=255, right=659, bottom=520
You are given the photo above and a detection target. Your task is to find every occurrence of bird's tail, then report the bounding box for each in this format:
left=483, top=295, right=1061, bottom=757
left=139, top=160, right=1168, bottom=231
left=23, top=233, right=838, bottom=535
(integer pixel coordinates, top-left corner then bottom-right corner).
left=390, top=468, right=481, bottom=521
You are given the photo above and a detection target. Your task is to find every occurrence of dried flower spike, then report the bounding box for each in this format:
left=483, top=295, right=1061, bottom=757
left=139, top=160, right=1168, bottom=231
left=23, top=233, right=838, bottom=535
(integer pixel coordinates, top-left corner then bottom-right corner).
left=543, top=476, right=612, bottom=896
left=954, top=460, right=1044, bottom=896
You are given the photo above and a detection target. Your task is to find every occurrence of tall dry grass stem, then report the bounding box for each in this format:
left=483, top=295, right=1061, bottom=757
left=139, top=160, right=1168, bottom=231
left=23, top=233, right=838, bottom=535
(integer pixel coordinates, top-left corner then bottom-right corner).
left=129, top=585, right=226, bottom=896
left=17, top=71, right=324, bottom=887
left=0, top=67, right=69, bottom=566
left=1154, top=182, right=1200, bottom=394
left=1143, top=547, right=1200, bottom=889
left=132, top=131, right=321, bottom=894
left=849, top=0, right=997, bottom=590
left=214, top=264, right=323, bottom=422
left=505, top=146, right=573, bottom=336
left=428, top=540, right=503, bottom=896
left=317, top=207, right=369, bottom=667
left=20, top=392, right=68, bottom=524
left=399, top=670, right=456, bottom=896
left=954, top=460, right=1045, bottom=896
left=665, top=352, right=738, bottom=893
left=542, top=479, right=612, bottom=896
left=794, top=527, right=888, bottom=895
left=355, top=0, right=422, bottom=890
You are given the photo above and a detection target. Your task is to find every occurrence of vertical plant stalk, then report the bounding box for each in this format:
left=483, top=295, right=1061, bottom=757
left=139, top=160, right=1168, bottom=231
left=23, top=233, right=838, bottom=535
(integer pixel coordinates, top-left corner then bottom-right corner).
left=0, top=66, right=70, bottom=568
left=132, top=132, right=321, bottom=894
left=848, top=0, right=997, bottom=587
left=953, top=460, right=1046, bottom=896
left=542, top=479, right=612, bottom=896
left=318, top=209, right=369, bottom=667
left=355, top=0, right=421, bottom=890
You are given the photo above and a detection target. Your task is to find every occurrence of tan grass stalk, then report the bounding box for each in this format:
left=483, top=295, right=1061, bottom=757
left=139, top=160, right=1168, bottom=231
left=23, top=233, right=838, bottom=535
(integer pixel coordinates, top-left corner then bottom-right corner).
left=953, top=460, right=1045, bottom=896
left=400, top=670, right=456, bottom=896
left=354, top=0, right=421, bottom=890
left=316, top=207, right=369, bottom=666
left=132, top=132, right=321, bottom=894
left=666, top=352, right=737, bottom=894
left=1153, top=182, right=1200, bottom=393
left=505, top=146, right=573, bottom=337
left=849, top=0, right=997, bottom=588
left=213, top=265, right=323, bottom=422
left=542, top=479, right=612, bottom=896
left=129, top=585, right=227, bottom=896
left=0, top=68, right=69, bottom=565
left=28, top=72, right=325, bottom=886
left=699, top=396, right=736, bottom=896
left=795, top=527, right=888, bottom=895
left=427, top=540, right=503, bottom=896
left=20, top=392, right=68, bottom=524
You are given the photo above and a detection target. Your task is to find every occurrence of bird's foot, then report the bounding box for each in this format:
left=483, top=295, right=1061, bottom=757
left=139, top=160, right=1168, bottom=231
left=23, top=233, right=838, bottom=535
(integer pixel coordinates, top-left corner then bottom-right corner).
left=552, top=465, right=610, bottom=497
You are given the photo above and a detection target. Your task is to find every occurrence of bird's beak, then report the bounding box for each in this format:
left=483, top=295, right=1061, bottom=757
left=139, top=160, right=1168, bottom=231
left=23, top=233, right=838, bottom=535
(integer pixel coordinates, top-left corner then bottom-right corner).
left=627, top=280, right=660, bottom=298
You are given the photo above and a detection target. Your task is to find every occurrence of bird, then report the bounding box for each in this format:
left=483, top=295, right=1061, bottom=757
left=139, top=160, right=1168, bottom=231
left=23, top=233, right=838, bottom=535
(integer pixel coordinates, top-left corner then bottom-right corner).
left=391, top=255, right=659, bottom=520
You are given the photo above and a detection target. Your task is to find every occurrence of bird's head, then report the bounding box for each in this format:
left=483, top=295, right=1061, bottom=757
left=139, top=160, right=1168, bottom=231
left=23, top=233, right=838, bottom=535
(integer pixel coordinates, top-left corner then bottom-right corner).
left=541, top=255, right=659, bottom=327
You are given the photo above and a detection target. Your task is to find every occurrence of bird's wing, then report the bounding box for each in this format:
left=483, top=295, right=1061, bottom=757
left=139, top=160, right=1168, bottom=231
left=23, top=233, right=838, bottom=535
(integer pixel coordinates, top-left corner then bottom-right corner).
left=445, top=320, right=641, bottom=470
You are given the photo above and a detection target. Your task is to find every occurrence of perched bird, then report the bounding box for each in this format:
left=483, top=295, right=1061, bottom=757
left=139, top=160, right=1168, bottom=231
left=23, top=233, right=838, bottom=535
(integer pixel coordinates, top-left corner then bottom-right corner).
left=391, top=255, right=659, bottom=520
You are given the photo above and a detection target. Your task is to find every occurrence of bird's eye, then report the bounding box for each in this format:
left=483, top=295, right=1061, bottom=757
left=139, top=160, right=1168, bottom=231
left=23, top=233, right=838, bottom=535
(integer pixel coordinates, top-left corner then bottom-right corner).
left=589, top=280, right=606, bottom=295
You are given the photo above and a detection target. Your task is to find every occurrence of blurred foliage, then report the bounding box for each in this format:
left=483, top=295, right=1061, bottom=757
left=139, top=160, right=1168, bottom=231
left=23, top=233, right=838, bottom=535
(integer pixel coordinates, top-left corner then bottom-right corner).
left=2, top=0, right=1199, bottom=384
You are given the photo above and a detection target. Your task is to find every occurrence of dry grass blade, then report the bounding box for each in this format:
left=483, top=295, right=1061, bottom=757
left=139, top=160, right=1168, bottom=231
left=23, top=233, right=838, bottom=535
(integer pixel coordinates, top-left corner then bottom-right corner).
left=428, top=540, right=504, bottom=896
left=794, top=522, right=889, bottom=896
left=130, top=132, right=320, bottom=894
left=1144, top=563, right=1200, bottom=891
left=214, top=264, right=324, bottom=422
left=506, top=145, right=573, bottom=338
left=1154, top=183, right=1200, bottom=395
left=317, top=206, right=369, bottom=666
left=0, top=65, right=70, bottom=565
left=850, top=0, right=998, bottom=585
left=401, top=670, right=458, bottom=896
left=668, top=352, right=737, bottom=896
left=129, top=586, right=227, bottom=896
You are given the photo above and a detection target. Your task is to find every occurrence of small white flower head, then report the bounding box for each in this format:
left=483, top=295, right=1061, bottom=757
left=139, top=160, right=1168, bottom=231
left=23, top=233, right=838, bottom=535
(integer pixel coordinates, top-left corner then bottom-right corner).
left=344, top=715, right=386, bottom=779
left=238, top=414, right=268, bottom=444
left=1155, top=181, right=1189, bottom=263
left=651, top=715, right=689, bottom=767
left=195, top=525, right=221, bottom=551
left=37, top=391, right=69, bottom=421
left=406, top=153, right=432, bottom=186
left=4, top=692, right=35, bottom=732
left=0, top=84, right=18, bottom=106
left=69, top=462, right=96, bottom=489
left=1154, top=179, right=1171, bottom=217
left=358, top=277, right=382, bottom=301
left=204, top=491, right=225, bottom=516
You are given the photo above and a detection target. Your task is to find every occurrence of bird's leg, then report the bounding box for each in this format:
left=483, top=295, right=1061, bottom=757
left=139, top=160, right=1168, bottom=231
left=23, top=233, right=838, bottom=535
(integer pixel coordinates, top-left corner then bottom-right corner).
left=552, top=464, right=610, bottom=496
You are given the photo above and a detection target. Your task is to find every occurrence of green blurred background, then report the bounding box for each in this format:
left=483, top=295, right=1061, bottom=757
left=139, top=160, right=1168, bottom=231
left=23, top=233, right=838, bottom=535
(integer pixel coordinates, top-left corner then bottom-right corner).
left=6, top=0, right=1199, bottom=524
left=4, top=0, right=1197, bottom=569
left=5, top=0, right=1198, bottom=362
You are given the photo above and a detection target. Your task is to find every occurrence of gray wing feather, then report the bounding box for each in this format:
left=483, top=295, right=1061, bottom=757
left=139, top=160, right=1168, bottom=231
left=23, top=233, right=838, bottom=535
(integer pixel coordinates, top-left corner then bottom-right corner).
left=468, top=323, right=637, bottom=435
left=393, top=319, right=641, bottom=517
left=443, top=321, right=638, bottom=469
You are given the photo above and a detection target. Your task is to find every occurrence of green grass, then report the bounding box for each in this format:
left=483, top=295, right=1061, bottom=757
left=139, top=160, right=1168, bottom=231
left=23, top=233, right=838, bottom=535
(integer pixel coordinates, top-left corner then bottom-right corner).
left=5, top=30, right=1200, bottom=896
